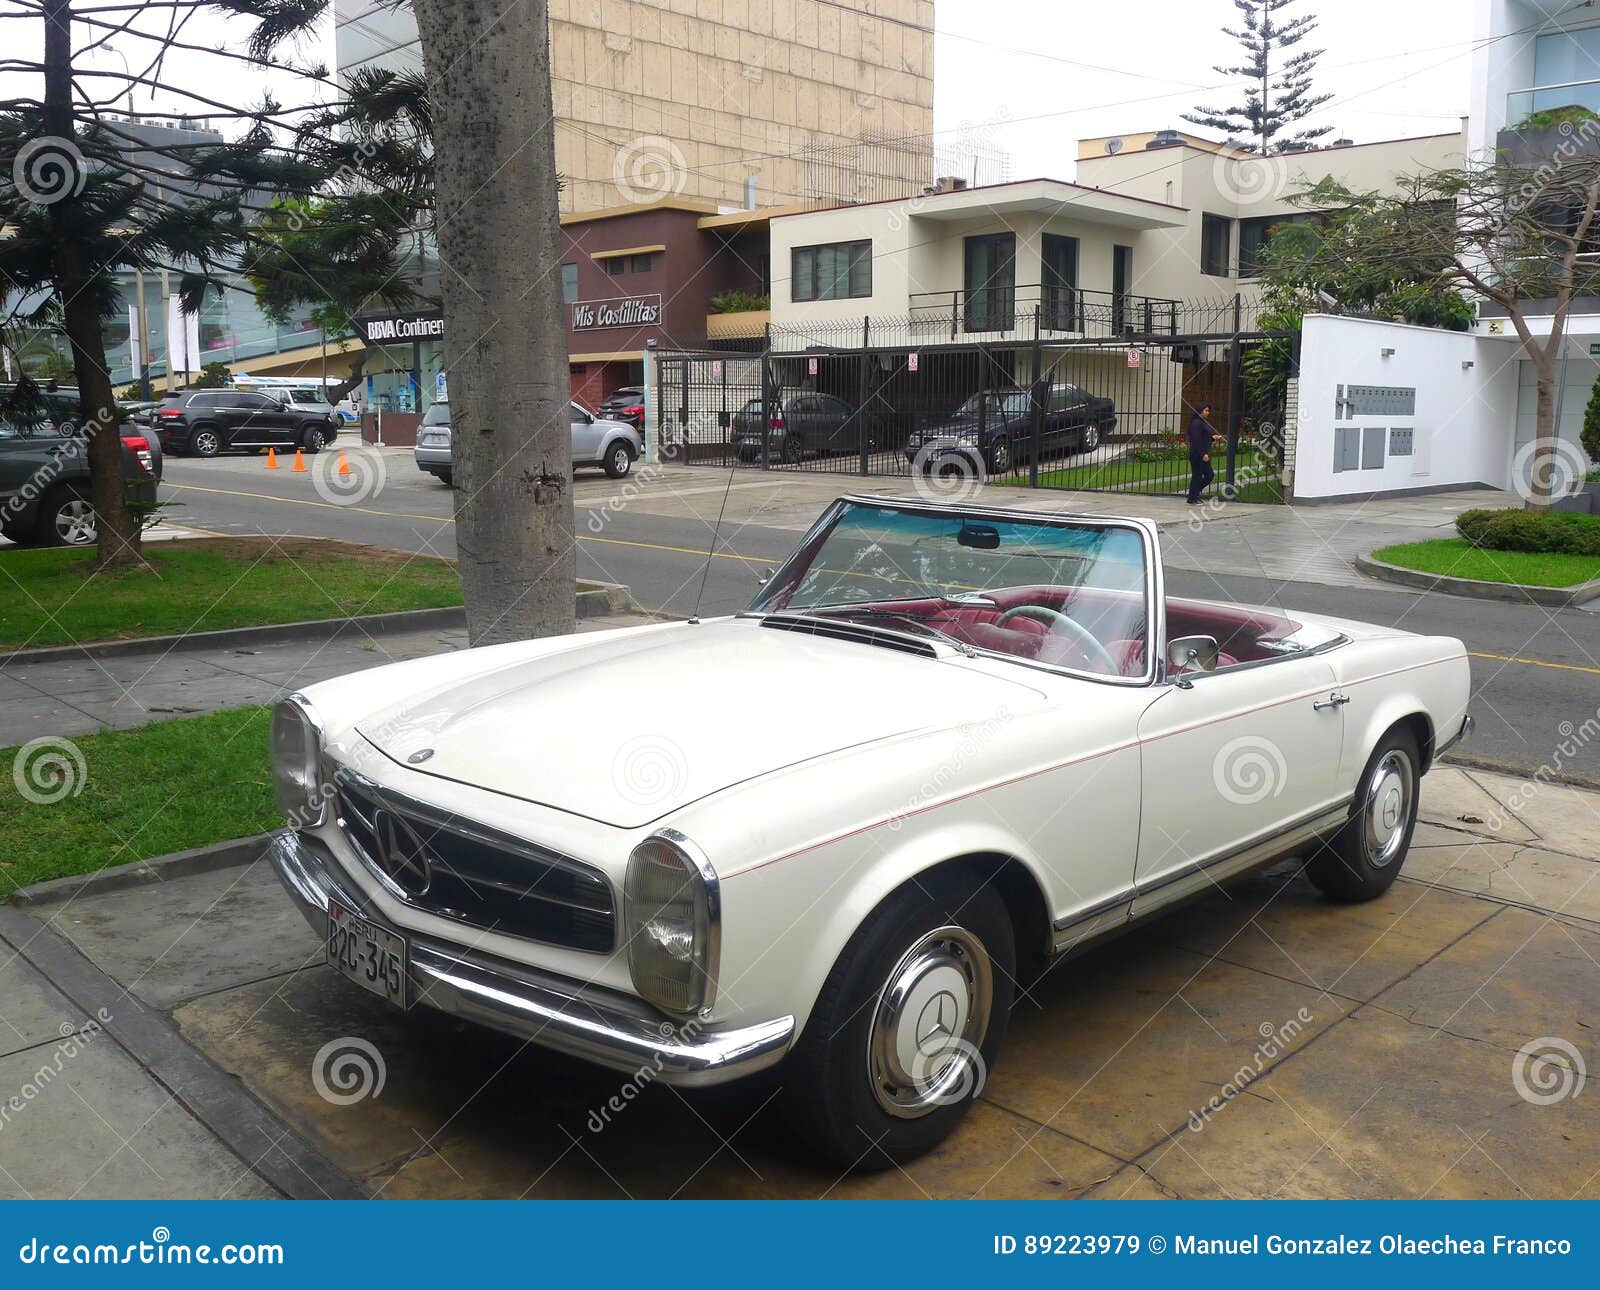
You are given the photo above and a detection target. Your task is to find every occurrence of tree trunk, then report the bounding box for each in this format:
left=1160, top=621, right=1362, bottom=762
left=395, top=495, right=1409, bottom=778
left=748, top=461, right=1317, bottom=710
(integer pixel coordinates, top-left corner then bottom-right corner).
left=1529, top=353, right=1557, bottom=511
left=411, top=0, right=574, bottom=645
left=43, top=0, right=143, bottom=569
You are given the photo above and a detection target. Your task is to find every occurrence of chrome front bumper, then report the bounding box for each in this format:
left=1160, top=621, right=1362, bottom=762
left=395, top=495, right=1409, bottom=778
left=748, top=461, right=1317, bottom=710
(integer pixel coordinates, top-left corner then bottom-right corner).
left=1436, top=712, right=1475, bottom=759
left=269, top=830, right=794, bottom=1087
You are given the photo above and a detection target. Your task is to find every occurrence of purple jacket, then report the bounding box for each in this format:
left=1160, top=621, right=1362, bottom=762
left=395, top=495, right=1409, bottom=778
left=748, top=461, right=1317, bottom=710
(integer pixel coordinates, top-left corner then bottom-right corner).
left=1187, top=413, right=1213, bottom=457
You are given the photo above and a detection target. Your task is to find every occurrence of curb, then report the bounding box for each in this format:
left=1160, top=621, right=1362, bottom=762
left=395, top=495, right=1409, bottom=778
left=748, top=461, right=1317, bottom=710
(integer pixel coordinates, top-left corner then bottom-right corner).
left=0, top=581, right=635, bottom=667
left=1356, top=553, right=1600, bottom=608
left=10, top=833, right=273, bottom=909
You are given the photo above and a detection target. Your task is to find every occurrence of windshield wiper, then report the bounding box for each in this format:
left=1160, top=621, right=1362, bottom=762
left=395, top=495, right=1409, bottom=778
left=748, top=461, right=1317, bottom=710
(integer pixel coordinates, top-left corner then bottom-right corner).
left=796, top=607, right=978, bottom=656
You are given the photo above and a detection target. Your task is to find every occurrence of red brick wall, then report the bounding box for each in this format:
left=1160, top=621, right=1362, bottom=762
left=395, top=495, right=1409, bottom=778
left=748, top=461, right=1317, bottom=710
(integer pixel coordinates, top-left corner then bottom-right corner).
left=569, top=363, right=608, bottom=409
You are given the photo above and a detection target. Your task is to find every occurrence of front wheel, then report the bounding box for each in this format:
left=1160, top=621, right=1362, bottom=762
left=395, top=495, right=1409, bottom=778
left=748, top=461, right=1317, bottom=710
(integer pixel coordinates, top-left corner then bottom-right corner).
left=300, top=426, right=328, bottom=453
left=1307, top=728, right=1421, bottom=903
left=35, top=488, right=97, bottom=547
left=779, top=875, right=1014, bottom=1170
left=603, top=441, right=636, bottom=479
left=987, top=437, right=1012, bottom=475
left=779, top=434, right=803, bottom=465
left=1079, top=422, right=1101, bottom=454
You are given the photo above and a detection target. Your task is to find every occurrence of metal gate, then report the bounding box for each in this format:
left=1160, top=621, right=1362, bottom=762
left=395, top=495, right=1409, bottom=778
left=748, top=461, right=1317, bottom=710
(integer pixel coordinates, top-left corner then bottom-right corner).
left=654, top=296, right=1295, bottom=500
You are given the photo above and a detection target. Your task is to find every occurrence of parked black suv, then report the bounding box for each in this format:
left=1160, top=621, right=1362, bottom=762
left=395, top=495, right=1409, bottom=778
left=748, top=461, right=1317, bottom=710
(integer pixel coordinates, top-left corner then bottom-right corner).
left=597, top=386, right=646, bottom=429
left=904, top=383, right=1116, bottom=474
left=0, top=393, right=162, bottom=547
left=151, top=388, right=339, bottom=457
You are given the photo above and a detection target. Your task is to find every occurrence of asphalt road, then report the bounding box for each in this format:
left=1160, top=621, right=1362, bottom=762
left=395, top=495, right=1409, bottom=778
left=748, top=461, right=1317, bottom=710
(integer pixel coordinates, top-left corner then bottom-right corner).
left=151, top=451, right=1600, bottom=783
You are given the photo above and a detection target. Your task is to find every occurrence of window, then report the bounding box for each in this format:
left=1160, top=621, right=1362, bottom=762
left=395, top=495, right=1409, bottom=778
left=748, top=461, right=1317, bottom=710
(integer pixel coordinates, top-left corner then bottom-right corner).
left=630, top=253, right=654, bottom=273
left=1238, top=212, right=1323, bottom=277
left=1042, top=234, right=1079, bottom=329
left=964, top=232, right=1016, bottom=331
left=792, top=240, right=871, bottom=301
left=560, top=262, right=578, bottom=303
left=607, top=258, right=626, bottom=277
left=1201, top=213, right=1232, bottom=277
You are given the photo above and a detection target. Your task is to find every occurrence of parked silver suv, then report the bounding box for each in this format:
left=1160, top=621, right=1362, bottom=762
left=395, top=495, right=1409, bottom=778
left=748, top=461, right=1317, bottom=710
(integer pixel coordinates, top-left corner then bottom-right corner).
left=414, top=399, right=642, bottom=487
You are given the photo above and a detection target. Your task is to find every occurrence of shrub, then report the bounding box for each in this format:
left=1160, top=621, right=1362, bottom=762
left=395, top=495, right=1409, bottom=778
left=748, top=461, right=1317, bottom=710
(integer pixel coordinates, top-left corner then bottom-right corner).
left=1456, top=507, right=1600, bottom=556
left=1583, top=377, right=1600, bottom=467
left=709, top=289, right=770, bottom=314
left=1510, top=104, right=1600, bottom=132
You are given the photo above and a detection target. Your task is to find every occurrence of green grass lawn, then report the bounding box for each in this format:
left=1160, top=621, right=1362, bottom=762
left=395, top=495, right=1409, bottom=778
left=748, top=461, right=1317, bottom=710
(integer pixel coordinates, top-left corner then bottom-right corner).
left=1016, top=447, right=1282, bottom=502
left=1, top=707, right=278, bottom=892
left=0, top=537, right=462, bottom=651
left=1372, top=538, right=1600, bottom=589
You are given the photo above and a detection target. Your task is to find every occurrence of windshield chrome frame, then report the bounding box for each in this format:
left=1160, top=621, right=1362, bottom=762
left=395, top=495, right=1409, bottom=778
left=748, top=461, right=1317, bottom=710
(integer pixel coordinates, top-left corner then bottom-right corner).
left=744, top=494, right=1164, bottom=689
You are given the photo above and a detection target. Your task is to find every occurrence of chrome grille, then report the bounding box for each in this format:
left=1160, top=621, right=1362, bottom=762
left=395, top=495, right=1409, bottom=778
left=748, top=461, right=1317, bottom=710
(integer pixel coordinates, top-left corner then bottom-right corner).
left=332, top=767, right=615, bottom=953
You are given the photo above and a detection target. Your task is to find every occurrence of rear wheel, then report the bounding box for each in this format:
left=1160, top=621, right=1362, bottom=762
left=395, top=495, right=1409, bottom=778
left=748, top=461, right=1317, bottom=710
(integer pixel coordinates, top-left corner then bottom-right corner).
left=35, top=488, right=97, bottom=547
left=779, top=874, right=1014, bottom=1170
left=438, top=471, right=453, bottom=487
left=779, top=434, right=803, bottom=465
left=1079, top=422, right=1101, bottom=454
left=1307, top=728, right=1421, bottom=903
left=603, top=440, right=636, bottom=479
left=189, top=426, right=221, bottom=458
left=987, top=436, right=1013, bottom=475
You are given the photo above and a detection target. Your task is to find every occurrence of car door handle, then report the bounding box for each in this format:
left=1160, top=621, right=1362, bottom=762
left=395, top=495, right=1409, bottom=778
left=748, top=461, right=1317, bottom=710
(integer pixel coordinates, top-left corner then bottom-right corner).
left=1313, top=692, right=1350, bottom=711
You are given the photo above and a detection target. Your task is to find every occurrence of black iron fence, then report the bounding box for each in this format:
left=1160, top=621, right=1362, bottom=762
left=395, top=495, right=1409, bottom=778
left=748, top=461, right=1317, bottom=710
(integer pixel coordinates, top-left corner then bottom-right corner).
left=654, top=297, right=1296, bottom=499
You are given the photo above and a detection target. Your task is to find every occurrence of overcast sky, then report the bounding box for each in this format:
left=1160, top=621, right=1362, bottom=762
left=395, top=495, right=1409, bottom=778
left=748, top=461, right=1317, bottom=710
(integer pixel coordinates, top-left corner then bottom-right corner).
left=21, top=0, right=1475, bottom=175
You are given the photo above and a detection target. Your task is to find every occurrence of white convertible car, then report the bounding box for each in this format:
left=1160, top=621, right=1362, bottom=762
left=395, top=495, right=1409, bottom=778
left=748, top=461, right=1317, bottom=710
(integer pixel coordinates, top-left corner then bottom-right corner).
left=269, top=495, right=1473, bottom=1167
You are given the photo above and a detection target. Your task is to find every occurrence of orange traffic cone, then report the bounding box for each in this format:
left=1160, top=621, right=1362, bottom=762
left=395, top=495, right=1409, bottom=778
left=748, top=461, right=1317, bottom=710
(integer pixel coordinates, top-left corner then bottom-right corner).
left=337, top=451, right=351, bottom=476
left=292, top=447, right=307, bottom=473
left=265, top=447, right=278, bottom=469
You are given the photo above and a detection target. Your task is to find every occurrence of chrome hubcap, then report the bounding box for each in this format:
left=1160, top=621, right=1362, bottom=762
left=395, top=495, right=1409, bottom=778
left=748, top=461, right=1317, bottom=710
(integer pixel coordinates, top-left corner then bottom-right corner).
left=1084, top=425, right=1099, bottom=451
left=867, top=925, right=992, bottom=1118
left=195, top=432, right=218, bottom=454
left=1364, top=750, right=1414, bottom=867
left=56, top=499, right=96, bottom=544
left=613, top=448, right=629, bottom=473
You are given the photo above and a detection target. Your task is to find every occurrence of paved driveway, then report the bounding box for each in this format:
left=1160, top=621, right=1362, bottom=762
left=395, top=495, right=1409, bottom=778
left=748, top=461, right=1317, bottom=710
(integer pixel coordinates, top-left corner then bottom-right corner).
left=9, top=767, right=1596, bottom=1200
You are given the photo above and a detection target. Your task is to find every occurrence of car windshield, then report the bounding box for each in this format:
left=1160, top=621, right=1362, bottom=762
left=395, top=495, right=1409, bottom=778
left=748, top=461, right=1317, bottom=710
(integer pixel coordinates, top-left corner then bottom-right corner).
left=422, top=402, right=451, bottom=426
left=749, top=499, right=1152, bottom=680
left=954, top=390, right=1029, bottom=419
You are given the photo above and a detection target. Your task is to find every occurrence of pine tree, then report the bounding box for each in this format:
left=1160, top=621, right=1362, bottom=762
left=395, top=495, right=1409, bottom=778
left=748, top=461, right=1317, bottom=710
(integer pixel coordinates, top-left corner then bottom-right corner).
left=1183, top=0, right=1335, bottom=154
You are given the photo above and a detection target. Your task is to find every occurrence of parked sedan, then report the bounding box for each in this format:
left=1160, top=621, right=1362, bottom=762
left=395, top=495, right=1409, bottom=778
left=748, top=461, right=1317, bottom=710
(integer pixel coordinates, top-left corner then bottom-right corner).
left=905, top=383, right=1116, bottom=475
left=414, top=400, right=642, bottom=486
left=268, top=494, right=1471, bottom=1170
left=730, top=392, right=875, bottom=463
left=151, top=389, right=339, bottom=457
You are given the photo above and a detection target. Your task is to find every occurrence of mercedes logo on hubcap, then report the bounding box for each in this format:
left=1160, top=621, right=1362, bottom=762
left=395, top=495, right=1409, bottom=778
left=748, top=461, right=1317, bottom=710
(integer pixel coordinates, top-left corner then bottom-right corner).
left=915, top=989, right=960, bottom=1057
left=372, top=808, right=434, bottom=896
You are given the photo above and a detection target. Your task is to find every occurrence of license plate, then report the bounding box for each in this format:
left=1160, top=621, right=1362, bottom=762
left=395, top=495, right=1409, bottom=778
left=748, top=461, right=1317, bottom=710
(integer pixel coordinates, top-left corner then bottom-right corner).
left=327, top=898, right=407, bottom=1007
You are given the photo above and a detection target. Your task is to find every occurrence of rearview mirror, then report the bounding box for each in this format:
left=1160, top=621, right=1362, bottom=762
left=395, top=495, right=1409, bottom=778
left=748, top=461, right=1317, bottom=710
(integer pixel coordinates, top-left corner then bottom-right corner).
left=957, top=523, right=1000, bottom=551
left=1167, top=635, right=1220, bottom=674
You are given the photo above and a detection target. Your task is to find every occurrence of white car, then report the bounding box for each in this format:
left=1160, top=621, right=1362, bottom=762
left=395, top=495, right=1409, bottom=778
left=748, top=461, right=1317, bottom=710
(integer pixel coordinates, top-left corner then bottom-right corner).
left=268, top=495, right=1473, bottom=1168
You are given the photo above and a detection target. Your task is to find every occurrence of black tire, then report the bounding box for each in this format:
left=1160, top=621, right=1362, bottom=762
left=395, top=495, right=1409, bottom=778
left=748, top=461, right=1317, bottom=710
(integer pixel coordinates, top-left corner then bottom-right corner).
left=603, top=440, right=636, bottom=479
left=779, top=873, right=1014, bottom=1171
left=1078, top=422, right=1102, bottom=454
left=987, top=436, right=1013, bottom=475
left=189, top=426, right=222, bottom=458
left=300, top=425, right=328, bottom=453
left=33, top=487, right=97, bottom=547
left=439, top=471, right=453, bottom=487
left=779, top=434, right=803, bottom=465
left=735, top=446, right=759, bottom=463
left=1307, top=727, right=1421, bottom=903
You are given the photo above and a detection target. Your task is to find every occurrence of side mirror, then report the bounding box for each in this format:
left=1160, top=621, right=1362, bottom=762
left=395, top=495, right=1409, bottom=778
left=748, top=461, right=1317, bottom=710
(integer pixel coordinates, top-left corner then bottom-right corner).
left=1167, top=635, right=1220, bottom=675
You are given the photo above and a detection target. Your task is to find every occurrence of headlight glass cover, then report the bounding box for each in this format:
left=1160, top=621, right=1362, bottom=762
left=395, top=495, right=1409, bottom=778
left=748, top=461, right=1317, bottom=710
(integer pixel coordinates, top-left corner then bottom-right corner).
left=271, top=696, right=327, bottom=829
left=623, top=831, right=719, bottom=1016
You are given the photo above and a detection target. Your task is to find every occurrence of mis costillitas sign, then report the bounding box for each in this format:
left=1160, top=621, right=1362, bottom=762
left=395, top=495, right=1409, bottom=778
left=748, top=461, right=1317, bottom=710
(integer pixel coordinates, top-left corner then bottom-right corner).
left=352, top=311, right=445, bottom=344
left=571, top=294, right=662, bottom=331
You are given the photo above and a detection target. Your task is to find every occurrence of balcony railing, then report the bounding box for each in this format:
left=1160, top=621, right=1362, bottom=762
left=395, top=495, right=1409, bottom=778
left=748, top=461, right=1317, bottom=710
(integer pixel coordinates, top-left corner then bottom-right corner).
left=906, top=285, right=1182, bottom=341
left=1506, top=79, right=1600, bottom=128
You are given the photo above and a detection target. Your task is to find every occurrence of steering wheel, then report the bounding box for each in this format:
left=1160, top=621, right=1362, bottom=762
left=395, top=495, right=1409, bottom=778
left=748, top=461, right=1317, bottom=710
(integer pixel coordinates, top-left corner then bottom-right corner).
left=995, top=605, right=1118, bottom=674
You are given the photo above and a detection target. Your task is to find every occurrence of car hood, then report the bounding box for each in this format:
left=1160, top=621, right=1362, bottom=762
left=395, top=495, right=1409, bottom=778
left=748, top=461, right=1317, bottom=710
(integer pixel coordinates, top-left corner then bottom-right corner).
left=355, top=618, right=1045, bottom=828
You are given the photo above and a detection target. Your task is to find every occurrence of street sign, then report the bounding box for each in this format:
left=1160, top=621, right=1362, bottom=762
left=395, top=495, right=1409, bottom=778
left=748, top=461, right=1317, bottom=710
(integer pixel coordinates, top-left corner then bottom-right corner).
left=907, top=352, right=919, bottom=372
left=711, top=360, right=723, bottom=379
left=1126, top=347, right=1142, bottom=368
left=435, top=371, right=447, bottom=400
left=808, top=356, right=819, bottom=375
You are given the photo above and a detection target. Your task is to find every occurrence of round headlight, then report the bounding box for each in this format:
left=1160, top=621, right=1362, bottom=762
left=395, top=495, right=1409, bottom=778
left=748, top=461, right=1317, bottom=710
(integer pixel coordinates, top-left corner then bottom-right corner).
left=271, top=696, right=327, bottom=829
left=623, top=831, right=719, bottom=1016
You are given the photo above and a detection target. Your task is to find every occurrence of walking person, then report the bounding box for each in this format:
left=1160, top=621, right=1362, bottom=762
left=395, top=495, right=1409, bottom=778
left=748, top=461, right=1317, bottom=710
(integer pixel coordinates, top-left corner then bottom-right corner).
left=1186, top=403, right=1216, bottom=505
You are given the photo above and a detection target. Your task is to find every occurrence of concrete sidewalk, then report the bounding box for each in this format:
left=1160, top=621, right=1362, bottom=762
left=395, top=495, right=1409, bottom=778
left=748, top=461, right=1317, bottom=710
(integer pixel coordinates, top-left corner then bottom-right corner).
left=1, top=764, right=1594, bottom=1199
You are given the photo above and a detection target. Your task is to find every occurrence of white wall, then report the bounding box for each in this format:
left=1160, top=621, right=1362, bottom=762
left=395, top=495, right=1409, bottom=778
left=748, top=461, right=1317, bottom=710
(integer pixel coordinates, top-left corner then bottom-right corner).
left=1293, top=315, right=1514, bottom=500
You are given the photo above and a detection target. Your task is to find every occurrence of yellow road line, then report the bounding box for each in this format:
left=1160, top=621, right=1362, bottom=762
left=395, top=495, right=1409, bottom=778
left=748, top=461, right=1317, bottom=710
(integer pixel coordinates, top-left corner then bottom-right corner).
left=1469, top=651, right=1600, bottom=677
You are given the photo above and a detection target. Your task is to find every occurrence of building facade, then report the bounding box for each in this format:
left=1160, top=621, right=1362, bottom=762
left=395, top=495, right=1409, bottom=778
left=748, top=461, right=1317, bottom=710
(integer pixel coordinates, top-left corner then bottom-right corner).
left=334, top=0, right=936, bottom=214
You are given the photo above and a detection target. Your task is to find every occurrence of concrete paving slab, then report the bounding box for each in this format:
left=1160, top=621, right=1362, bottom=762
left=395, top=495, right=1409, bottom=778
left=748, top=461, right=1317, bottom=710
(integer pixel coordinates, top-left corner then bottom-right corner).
left=0, top=695, right=105, bottom=747
left=31, top=855, right=320, bottom=1010
left=2, top=654, right=241, bottom=698
left=1419, top=767, right=1538, bottom=843
left=1127, top=1006, right=1598, bottom=1200
left=1404, top=843, right=1600, bottom=927
left=1151, top=867, right=1499, bottom=1004
left=1373, top=906, right=1600, bottom=1055
left=0, top=1038, right=277, bottom=1199
left=0, top=945, right=89, bottom=1059
left=978, top=932, right=1354, bottom=1162
left=1468, top=767, right=1600, bottom=859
